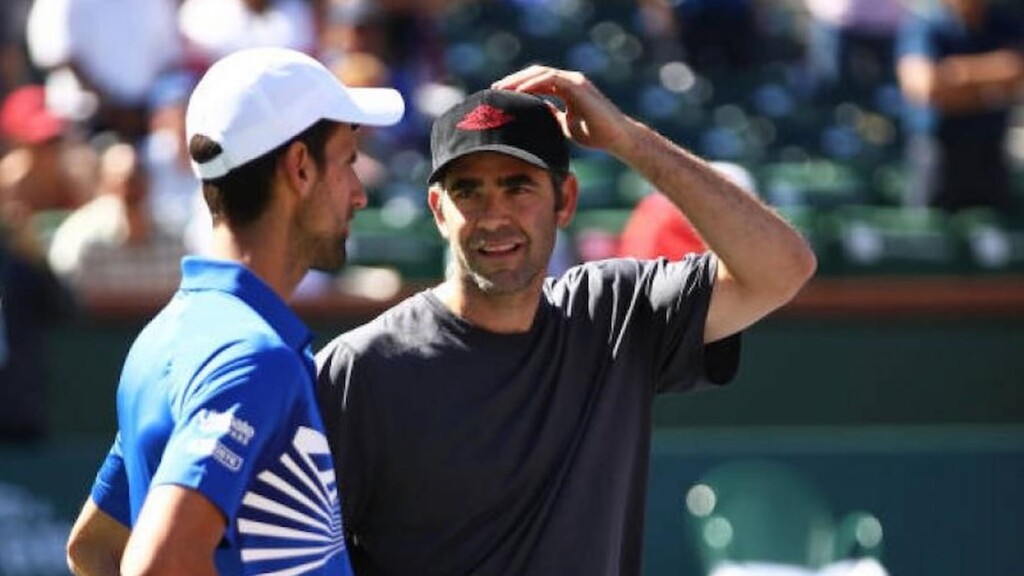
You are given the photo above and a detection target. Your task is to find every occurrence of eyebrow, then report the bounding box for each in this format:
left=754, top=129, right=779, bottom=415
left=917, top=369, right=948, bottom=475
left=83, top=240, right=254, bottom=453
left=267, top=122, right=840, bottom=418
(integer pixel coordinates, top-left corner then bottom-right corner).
left=447, top=173, right=538, bottom=191
left=497, top=173, right=538, bottom=188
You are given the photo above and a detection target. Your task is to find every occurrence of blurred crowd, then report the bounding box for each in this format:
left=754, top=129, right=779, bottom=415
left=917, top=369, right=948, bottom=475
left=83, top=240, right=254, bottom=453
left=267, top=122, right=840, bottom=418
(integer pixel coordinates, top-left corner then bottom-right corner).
left=0, top=0, right=1022, bottom=440
left=0, top=0, right=1021, bottom=303
left=0, top=0, right=458, bottom=300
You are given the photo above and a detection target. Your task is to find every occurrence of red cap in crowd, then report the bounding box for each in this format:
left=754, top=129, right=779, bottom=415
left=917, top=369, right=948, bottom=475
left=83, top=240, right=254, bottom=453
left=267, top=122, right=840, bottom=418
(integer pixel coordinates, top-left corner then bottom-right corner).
left=0, top=85, right=65, bottom=146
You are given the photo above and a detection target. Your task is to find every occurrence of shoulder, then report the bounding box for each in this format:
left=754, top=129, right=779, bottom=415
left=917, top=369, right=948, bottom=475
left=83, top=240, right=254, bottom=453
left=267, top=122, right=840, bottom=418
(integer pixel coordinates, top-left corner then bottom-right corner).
left=316, top=291, right=435, bottom=365
left=160, top=302, right=307, bottom=405
left=550, top=258, right=643, bottom=289
left=549, top=255, right=715, bottom=298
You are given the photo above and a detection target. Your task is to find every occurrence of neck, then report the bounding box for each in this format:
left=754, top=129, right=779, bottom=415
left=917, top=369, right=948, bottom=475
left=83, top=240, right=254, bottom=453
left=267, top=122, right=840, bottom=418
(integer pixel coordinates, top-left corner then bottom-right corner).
left=433, top=278, right=544, bottom=334
left=207, top=220, right=307, bottom=302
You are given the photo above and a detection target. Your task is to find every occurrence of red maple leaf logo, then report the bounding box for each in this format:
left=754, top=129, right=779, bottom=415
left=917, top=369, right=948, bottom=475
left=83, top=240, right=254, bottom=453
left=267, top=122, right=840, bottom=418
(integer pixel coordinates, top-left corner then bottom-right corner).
left=456, top=104, right=515, bottom=130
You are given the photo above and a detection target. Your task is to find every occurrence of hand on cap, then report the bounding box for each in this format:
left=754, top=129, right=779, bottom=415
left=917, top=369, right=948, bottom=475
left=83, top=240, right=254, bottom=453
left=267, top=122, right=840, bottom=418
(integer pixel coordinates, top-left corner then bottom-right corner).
left=492, top=65, right=632, bottom=156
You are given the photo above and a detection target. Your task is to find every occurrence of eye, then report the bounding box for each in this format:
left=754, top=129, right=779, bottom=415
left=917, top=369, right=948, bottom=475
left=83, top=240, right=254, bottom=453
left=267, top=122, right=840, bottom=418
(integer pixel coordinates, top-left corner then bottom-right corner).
left=449, top=187, right=477, bottom=202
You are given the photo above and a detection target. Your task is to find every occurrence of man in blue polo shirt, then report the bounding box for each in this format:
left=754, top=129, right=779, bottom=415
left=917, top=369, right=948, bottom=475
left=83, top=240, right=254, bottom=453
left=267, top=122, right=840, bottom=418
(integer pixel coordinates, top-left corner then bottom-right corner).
left=64, top=47, right=403, bottom=575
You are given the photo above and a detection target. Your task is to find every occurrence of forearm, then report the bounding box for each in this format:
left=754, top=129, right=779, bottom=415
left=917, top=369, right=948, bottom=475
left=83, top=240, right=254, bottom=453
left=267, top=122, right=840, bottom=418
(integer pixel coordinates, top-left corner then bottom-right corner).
left=66, top=499, right=129, bottom=576
left=611, top=121, right=815, bottom=339
left=905, top=50, right=1024, bottom=112
left=67, top=550, right=122, bottom=576
left=944, top=50, right=1024, bottom=83
left=120, top=485, right=223, bottom=576
left=614, top=121, right=813, bottom=286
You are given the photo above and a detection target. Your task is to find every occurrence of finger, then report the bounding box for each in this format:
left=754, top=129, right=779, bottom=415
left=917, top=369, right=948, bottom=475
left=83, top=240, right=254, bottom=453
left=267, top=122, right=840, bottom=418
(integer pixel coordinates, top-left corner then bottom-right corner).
left=543, top=101, right=571, bottom=137
left=490, top=65, right=555, bottom=90
left=494, top=66, right=583, bottom=101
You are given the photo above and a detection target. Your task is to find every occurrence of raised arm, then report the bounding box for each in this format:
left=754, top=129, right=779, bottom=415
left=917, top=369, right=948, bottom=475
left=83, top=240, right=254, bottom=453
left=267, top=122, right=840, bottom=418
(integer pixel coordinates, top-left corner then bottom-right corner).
left=493, top=66, right=817, bottom=342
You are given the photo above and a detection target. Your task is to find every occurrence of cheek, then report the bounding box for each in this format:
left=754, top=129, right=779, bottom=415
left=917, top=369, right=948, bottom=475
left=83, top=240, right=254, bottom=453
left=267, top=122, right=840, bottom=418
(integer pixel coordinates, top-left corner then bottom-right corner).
left=433, top=200, right=466, bottom=238
left=328, top=169, right=355, bottom=207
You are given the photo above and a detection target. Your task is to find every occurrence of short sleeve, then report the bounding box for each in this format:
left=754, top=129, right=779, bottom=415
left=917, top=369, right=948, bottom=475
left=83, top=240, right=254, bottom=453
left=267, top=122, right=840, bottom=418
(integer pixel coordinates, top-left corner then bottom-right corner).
left=153, top=343, right=303, bottom=526
left=91, top=433, right=131, bottom=526
left=634, top=255, right=741, bottom=393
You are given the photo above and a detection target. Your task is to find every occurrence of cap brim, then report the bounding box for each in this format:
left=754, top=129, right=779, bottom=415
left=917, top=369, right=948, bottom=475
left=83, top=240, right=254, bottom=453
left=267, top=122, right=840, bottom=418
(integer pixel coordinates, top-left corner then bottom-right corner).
left=333, top=87, right=405, bottom=127
left=429, top=144, right=552, bottom=183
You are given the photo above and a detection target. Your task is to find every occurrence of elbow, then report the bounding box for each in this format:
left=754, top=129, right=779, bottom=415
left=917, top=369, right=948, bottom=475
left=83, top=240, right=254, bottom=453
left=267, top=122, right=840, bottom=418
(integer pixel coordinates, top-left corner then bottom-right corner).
left=797, top=244, right=818, bottom=286
left=793, top=242, right=818, bottom=291
left=66, top=528, right=124, bottom=576
left=66, top=533, right=89, bottom=576
left=775, top=242, right=818, bottom=306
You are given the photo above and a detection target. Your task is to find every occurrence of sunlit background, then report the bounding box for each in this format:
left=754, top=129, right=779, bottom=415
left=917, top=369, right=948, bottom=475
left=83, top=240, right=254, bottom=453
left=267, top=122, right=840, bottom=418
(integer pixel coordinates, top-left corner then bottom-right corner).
left=1, top=0, right=1022, bottom=575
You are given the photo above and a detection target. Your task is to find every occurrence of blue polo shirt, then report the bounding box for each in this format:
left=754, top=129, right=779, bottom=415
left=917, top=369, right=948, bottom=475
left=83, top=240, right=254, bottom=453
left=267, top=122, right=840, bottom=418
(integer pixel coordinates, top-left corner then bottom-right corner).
left=91, top=257, right=352, bottom=575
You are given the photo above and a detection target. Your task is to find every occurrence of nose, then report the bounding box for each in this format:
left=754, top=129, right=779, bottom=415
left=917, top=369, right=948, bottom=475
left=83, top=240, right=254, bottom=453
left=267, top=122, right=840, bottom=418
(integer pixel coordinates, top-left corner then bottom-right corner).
left=475, top=190, right=512, bottom=226
left=351, top=178, right=369, bottom=211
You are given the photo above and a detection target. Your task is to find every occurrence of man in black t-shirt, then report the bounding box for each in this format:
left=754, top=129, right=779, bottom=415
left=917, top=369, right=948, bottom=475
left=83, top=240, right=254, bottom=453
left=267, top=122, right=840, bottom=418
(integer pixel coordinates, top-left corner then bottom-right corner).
left=317, top=65, right=817, bottom=576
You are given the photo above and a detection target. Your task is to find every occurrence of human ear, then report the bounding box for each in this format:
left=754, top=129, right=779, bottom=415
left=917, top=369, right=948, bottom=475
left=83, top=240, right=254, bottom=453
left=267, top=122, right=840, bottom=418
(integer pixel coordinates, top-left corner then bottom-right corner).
left=556, top=174, right=579, bottom=229
left=427, top=184, right=450, bottom=240
left=282, top=141, right=314, bottom=196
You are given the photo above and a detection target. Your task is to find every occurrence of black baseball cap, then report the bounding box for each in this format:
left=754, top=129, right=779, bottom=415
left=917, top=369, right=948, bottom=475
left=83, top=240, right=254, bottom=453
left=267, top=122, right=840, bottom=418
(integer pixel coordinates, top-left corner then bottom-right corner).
left=429, top=89, right=570, bottom=183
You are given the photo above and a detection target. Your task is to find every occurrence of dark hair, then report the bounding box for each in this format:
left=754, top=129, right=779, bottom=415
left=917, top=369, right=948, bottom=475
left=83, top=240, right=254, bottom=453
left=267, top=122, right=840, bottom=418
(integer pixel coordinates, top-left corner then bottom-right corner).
left=550, top=170, right=568, bottom=211
left=190, top=119, right=338, bottom=226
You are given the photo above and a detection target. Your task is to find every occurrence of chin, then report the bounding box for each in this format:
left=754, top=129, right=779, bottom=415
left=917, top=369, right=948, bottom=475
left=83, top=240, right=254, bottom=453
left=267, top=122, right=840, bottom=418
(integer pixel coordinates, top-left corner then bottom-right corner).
left=467, top=269, right=537, bottom=295
left=311, top=251, right=347, bottom=274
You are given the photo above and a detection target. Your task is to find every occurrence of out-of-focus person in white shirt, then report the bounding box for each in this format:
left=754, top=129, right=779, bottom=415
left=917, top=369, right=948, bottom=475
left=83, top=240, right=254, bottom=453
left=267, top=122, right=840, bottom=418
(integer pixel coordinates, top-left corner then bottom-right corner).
left=177, top=0, right=317, bottom=71
left=26, top=0, right=183, bottom=141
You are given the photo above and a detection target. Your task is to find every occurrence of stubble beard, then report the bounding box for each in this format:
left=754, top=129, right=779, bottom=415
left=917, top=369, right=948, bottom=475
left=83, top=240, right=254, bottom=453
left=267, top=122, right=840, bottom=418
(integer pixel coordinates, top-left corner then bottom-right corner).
left=298, top=196, right=348, bottom=274
left=307, top=230, right=348, bottom=273
left=455, top=244, right=546, bottom=296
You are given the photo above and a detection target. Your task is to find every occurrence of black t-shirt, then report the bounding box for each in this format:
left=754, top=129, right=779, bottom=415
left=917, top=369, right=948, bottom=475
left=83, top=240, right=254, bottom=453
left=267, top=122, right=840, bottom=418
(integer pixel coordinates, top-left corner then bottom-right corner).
left=316, top=255, right=740, bottom=576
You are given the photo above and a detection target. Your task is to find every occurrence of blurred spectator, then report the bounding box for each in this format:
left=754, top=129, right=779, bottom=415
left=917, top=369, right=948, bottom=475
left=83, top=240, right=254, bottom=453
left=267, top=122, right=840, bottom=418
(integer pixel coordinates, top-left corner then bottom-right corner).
left=141, top=72, right=202, bottom=239
left=320, top=0, right=389, bottom=63
left=618, top=162, right=757, bottom=259
left=47, top=142, right=185, bottom=295
left=330, top=52, right=395, bottom=190
left=617, top=192, right=708, bottom=259
left=1, top=198, right=76, bottom=442
left=25, top=0, right=183, bottom=142
left=178, top=0, right=318, bottom=71
left=0, top=84, right=90, bottom=212
left=0, top=0, right=35, bottom=98
left=802, top=0, right=908, bottom=99
left=637, top=0, right=760, bottom=74
left=321, top=0, right=446, bottom=147
left=896, top=0, right=1024, bottom=214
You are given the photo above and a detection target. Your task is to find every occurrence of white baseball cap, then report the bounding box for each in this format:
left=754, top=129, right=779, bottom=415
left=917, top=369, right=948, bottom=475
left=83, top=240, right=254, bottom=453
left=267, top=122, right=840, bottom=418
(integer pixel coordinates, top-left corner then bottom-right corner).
left=186, top=47, right=405, bottom=180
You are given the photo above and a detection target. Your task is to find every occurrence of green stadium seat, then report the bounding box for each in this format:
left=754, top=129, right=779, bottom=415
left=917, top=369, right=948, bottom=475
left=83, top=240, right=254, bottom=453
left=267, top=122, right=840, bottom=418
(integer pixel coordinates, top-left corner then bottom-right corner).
left=684, top=459, right=885, bottom=574
left=821, top=206, right=969, bottom=276
left=757, top=160, right=868, bottom=209
left=347, top=207, right=445, bottom=281
left=571, top=155, right=626, bottom=209
left=950, top=208, right=1024, bottom=274
left=685, top=459, right=837, bottom=569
